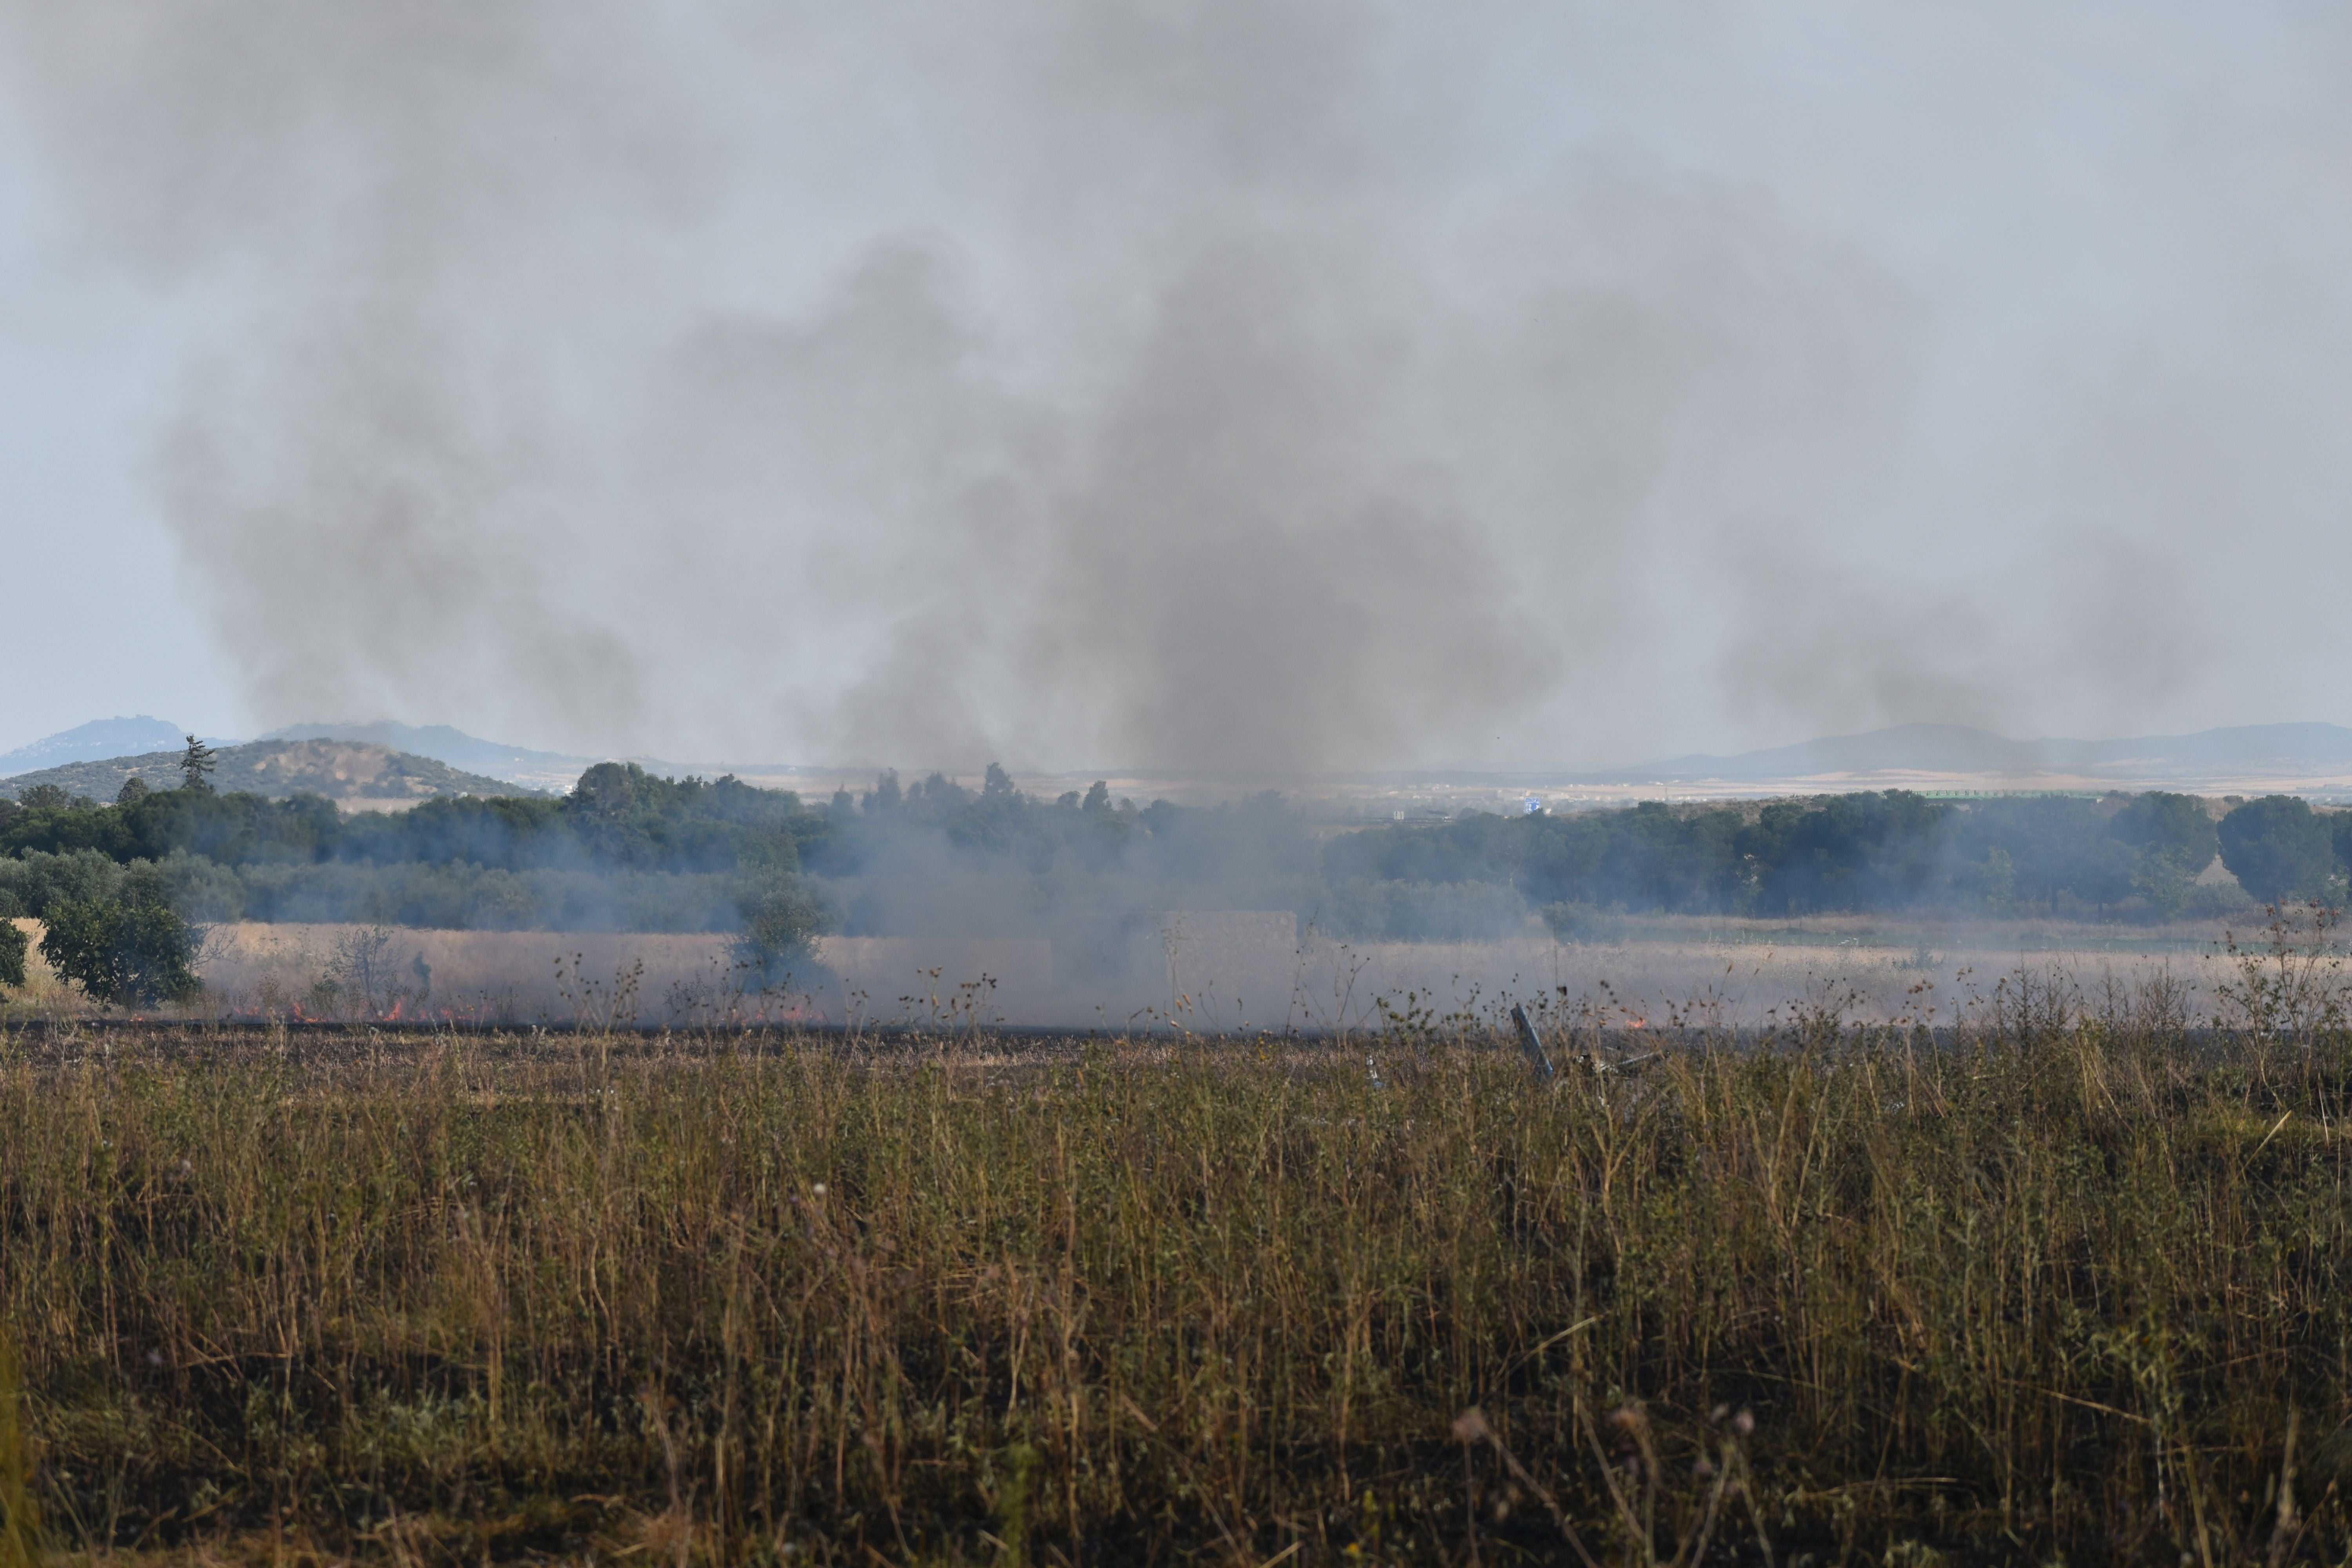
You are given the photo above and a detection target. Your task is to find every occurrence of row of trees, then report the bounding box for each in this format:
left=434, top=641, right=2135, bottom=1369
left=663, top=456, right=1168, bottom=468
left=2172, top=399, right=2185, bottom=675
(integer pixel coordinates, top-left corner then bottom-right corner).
left=6, top=765, right=2350, bottom=1009
left=1335, top=790, right=2352, bottom=918
left=0, top=762, right=824, bottom=876
left=1327, top=789, right=2333, bottom=912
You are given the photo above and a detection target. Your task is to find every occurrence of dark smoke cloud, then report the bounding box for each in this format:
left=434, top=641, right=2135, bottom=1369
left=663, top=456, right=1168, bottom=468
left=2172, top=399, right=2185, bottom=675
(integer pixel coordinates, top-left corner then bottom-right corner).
left=7, top=2, right=2346, bottom=769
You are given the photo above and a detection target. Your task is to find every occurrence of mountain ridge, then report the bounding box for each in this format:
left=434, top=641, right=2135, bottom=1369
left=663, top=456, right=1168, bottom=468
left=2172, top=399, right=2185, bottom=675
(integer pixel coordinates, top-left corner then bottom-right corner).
left=0, top=716, right=212, bottom=777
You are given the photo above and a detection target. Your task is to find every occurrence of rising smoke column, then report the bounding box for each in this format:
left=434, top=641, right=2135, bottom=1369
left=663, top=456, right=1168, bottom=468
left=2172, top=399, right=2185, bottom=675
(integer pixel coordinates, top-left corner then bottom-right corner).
left=11, top=2, right=2340, bottom=768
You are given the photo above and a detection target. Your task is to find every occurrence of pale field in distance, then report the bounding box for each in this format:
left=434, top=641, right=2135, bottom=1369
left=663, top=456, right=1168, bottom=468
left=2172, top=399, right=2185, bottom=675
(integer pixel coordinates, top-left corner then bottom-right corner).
left=1, top=911, right=2287, bottom=1031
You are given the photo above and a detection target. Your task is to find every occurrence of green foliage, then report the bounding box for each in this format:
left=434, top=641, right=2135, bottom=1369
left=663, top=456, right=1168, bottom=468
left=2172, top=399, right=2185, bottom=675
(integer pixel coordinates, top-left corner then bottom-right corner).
left=0, top=847, right=129, bottom=916
left=0, top=918, right=25, bottom=991
left=15, top=784, right=71, bottom=813
left=234, top=860, right=745, bottom=931
left=2, top=760, right=2336, bottom=940
left=2110, top=789, right=2218, bottom=872
left=734, top=873, right=829, bottom=976
left=2130, top=851, right=2194, bottom=920
left=2218, top=794, right=2336, bottom=903
left=114, top=775, right=151, bottom=807
left=1328, top=789, right=2231, bottom=922
left=38, top=895, right=201, bottom=1005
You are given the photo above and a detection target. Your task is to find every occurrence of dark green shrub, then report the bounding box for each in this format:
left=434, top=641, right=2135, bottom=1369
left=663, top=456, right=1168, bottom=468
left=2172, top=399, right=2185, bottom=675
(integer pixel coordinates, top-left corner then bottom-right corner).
left=0, top=848, right=123, bottom=916
left=2218, top=795, right=2336, bottom=904
left=2110, top=789, right=2219, bottom=872
left=39, top=897, right=201, bottom=1005
left=0, top=917, right=25, bottom=990
left=734, top=875, right=829, bottom=978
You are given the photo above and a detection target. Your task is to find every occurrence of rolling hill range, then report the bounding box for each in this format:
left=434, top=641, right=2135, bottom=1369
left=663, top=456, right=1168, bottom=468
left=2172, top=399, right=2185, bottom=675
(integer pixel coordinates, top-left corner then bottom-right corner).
left=0, top=739, right=544, bottom=808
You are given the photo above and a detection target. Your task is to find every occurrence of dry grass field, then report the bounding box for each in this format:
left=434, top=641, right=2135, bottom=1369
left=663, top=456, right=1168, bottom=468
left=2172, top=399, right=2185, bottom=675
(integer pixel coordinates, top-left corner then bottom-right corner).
left=3, top=911, right=2288, bottom=1035
left=7, top=944, right=2352, bottom=1564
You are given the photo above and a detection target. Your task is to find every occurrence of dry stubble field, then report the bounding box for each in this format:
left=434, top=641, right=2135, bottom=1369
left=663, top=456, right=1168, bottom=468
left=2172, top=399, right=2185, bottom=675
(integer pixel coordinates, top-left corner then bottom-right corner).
left=0, top=911, right=2287, bottom=1034
left=7, top=933, right=2352, bottom=1565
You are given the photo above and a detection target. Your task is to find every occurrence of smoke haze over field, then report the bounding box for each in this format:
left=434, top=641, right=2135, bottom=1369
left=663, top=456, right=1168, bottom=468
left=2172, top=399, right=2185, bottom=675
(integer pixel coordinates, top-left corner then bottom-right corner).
left=5, top=4, right=2352, bottom=770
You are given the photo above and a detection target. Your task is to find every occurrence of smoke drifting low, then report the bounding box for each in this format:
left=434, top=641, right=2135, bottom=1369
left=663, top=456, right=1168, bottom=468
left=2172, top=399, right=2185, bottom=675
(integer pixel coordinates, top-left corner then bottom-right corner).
left=7, top=3, right=2352, bottom=769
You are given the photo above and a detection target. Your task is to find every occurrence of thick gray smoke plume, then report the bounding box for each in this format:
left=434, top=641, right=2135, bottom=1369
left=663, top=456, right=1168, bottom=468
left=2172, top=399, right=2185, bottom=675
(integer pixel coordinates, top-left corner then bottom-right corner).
left=6, top=3, right=2352, bottom=768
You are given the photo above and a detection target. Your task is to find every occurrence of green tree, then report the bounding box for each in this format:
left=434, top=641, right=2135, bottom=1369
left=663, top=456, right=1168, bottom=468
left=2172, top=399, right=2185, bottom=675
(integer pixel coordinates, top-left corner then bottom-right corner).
left=2110, top=791, right=2218, bottom=873
left=2130, top=854, right=2193, bottom=920
left=116, top=776, right=152, bottom=806
left=2218, top=795, right=2335, bottom=904
left=0, top=917, right=26, bottom=990
left=569, top=760, right=637, bottom=816
left=734, top=873, right=828, bottom=979
left=180, top=735, right=217, bottom=792
left=18, top=784, right=71, bottom=812
left=39, top=897, right=201, bottom=1005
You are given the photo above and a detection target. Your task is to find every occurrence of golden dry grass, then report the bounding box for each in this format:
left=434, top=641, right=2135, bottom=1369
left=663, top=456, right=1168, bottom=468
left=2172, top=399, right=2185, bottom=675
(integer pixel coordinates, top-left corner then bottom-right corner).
left=5, top=994, right=2352, bottom=1564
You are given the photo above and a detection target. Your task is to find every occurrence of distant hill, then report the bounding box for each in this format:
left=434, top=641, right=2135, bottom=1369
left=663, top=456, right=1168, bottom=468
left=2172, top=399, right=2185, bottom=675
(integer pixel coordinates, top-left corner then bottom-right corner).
left=0, top=716, right=205, bottom=777
left=1585, top=722, right=2352, bottom=786
left=261, top=721, right=595, bottom=788
left=0, top=739, right=546, bottom=806
left=259, top=720, right=820, bottom=791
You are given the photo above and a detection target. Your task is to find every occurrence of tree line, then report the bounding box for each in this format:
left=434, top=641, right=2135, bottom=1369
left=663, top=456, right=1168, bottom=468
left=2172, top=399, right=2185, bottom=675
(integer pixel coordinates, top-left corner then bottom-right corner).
left=4, top=761, right=2349, bottom=1006
left=1332, top=789, right=2350, bottom=924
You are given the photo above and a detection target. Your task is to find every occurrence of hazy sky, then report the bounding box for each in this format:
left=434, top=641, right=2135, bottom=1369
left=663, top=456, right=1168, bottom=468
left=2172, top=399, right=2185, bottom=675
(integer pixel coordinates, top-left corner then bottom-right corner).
left=3, top=2, right=2349, bottom=773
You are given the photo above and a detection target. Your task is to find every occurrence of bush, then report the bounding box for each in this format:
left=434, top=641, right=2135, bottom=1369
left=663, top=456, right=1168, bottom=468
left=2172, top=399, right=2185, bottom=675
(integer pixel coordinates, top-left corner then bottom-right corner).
left=148, top=849, right=246, bottom=923
left=2110, top=790, right=2219, bottom=872
left=2218, top=795, right=2336, bottom=904
left=735, top=874, right=829, bottom=977
left=39, top=897, right=201, bottom=1005
left=0, top=918, right=25, bottom=990
left=0, top=847, right=126, bottom=916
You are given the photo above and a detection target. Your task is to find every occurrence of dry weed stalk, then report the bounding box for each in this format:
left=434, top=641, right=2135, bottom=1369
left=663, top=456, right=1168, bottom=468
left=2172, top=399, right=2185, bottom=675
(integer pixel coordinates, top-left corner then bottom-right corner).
left=0, top=992, right=2347, bottom=1563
